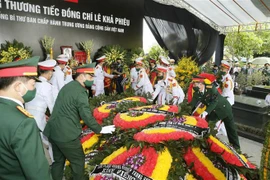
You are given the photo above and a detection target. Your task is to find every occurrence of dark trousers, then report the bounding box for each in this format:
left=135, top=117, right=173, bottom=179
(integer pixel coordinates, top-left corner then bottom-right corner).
left=50, top=138, right=85, bottom=180
left=208, top=113, right=240, bottom=150
left=222, top=116, right=240, bottom=150
left=116, top=78, right=123, bottom=94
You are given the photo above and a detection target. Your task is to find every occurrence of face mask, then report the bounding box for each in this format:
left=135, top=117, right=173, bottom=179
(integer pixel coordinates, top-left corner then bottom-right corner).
left=83, top=75, right=94, bottom=87
left=19, top=83, right=36, bottom=103
left=193, top=86, right=199, bottom=92
left=157, top=75, right=164, bottom=80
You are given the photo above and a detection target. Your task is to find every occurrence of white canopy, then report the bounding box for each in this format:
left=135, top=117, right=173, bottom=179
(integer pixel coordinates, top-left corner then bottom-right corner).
left=154, top=0, right=270, bottom=33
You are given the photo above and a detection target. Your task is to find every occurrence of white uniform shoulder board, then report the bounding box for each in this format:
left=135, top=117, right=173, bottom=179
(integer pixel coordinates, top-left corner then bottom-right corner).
left=16, top=106, right=34, bottom=118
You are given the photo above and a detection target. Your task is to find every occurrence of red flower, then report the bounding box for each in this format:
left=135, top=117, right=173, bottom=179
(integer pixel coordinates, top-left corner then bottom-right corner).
left=113, top=113, right=166, bottom=129
left=80, top=132, right=95, bottom=143
left=184, top=148, right=217, bottom=180
left=193, top=116, right=208, bottom=128
left=168, top=105, right=178, bottom=113
left=134, top=131, right=194, bottom=143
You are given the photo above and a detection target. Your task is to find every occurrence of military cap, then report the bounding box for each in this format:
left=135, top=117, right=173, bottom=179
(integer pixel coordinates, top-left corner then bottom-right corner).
left=192, top=74, right=212, bottom=85
left=149, top=59, right=156, bottom=63
left=159, top=55, right=169, bottom=66
left=0, top=56, right=40, bottom=78
left=73, top=62, right=96, bottom=74
left=135, top=57, right=144, bottom=65
left=156, top=65, right=167, bottom=73
left=38, top=59, right=56, bottom=71
left=56, top=54, right=68, bottom=64
left=221, top=60, right=231, bottom=70
left=96, top=55, right=106, bottom=62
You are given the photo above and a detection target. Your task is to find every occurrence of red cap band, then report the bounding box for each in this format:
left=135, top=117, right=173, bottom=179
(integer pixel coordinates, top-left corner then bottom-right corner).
left=57, top=60, right=67, bottom=64
left=0, top=66, right=37, bottom=77
left=76, top=68, right=94, bottom=74
left=39, top=66, right=54, bottom=70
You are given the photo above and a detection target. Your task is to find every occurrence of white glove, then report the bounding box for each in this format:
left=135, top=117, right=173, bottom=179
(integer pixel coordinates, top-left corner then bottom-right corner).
left=100, top=125, right=115, bottom=134
left=148, top=98, right=153, bottom=102
left=200, top=111, right=208, bottom=119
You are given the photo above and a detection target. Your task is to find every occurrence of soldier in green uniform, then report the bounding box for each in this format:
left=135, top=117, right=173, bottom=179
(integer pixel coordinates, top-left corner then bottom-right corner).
left=190, top=75, right=240, bottom=150
left=0, top=57, right=51, bottom=180
left=43, top=63, right=115, bottom=180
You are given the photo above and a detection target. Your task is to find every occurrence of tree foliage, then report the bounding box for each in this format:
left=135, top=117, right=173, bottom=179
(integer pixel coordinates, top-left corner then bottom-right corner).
left=224, top=32, right=263, bottom=62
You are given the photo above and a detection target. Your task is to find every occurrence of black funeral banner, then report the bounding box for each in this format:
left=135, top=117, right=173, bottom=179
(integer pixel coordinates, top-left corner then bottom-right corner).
left=153, top=121, right=210, bottom=138
left=144, top=0, right=218, bottom=65
left=90, top=164, right=152, bottom=180
left=0, top=0, right=143, bottom=57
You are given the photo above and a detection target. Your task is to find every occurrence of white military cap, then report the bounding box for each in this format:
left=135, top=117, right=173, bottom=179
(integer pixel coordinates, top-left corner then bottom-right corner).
left=221, top=60, right=231, bottom=70
left=159, top=56, right=169, bottom=66
left=156, top=65, right=168, bottom=73
left=135, top=57, right=144, bottom=65
left=96, top=55, right=106, bottom=62
left=38, top=59, right=57, bottom=70
left=56, top=54, right=69, bottom=64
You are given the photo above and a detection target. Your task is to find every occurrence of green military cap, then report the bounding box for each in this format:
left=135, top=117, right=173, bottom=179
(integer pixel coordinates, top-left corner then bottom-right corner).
left=73, top=62, right=96, bottom=75
left=0, top=56, right=40, bottom=81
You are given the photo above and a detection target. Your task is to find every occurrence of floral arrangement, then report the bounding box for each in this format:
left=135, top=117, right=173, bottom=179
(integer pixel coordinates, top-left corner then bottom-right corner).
left=41, top=35, right=55, bottom=55
left=64, top=94, right=258, bottom=180
left=93, top=97, right=147, bottom=124
left=95, top=146, right=172, bottom=180
left=0, top=39, right=32, bottom=64
left=146, top=45, right=168, bottom=63
left=133, top=116, right=209, bottom=143
left=103, top=45, right=126, bottom=66
left=174, top=56, right=200, bottom=92
left=113, top=105, right=178, bottom=129
left=260, top=122, right=270, bottom=180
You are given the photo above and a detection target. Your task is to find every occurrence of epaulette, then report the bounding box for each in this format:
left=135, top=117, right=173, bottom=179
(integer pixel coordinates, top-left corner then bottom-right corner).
left=206, top=85, right=212, bottom=88
left=16, top=106, right=34, bottom=118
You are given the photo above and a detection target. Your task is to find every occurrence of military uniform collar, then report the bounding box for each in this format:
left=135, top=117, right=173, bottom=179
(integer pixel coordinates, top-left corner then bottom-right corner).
left=0, top=96, right=24, bottom=107
left=39, top=76, right=48, bottom=82
left=55, top=66, right=61, bottom=71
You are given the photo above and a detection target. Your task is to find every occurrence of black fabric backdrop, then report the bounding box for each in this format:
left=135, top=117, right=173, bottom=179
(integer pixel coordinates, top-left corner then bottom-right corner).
left=144, top=0, right=219, bottom=65
left=215, top=34, right=226, bottom=65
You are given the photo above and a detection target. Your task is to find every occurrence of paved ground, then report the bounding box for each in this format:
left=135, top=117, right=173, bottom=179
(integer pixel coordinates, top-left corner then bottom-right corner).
left=217, top=134, right=263, bottom=166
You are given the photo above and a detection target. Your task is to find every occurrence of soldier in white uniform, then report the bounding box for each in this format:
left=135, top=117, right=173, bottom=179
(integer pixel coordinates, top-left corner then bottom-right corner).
left=159, top=56, right=176, bottom=78
left=220, top=60, right=234, bottom=105
left=92, top=55, right=117, bottom=96
left=151, top=65, right=185, bottom=105
left=63, top=65, right=73, bottom=84
left=130, top=66, right=138, bottom=90
left=25, top=59, right=56, bottom=162
left=215, top=60, right=234, bottom=136
left=133, top=57, right=154, bottom=95
left=168, top=58, right=176, bottom=78
left=151, top=65, right=167, bottom=105
left=166, top=76, right=185, bottom=105
left=50, top=54, right=68, bottom=100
